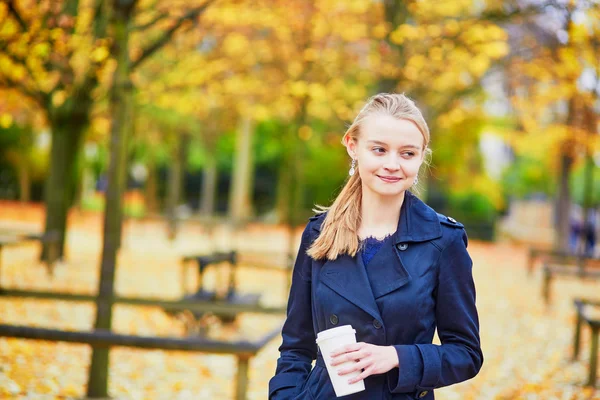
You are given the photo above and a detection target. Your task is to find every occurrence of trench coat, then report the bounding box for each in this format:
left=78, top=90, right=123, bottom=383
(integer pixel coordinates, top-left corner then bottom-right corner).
left=269, top=191, right=483, bottom=400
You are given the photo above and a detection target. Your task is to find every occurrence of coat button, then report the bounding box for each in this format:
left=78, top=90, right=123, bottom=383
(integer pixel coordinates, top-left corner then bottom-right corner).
left=397, top=243, right=408, bottom=251
left=447, top=216, right=457, bottom=223
left=329, top=314, right=339, bottom=325
left=418, top=390, right=428, bottom=398
left=373, top=319, right=382, bottom=329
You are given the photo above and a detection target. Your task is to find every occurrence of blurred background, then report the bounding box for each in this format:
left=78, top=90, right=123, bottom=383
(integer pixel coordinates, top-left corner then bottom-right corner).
left=0, top=0, right=599, bottom=399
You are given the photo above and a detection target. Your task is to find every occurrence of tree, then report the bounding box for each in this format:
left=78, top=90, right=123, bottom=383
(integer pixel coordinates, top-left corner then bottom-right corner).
left=502, top=1, right=600, bottom=250
left=0, top=0, right=215, bottom=262
left=0, top=0, right=114, bottom=262
left=87, top=0, right=216, bottom=396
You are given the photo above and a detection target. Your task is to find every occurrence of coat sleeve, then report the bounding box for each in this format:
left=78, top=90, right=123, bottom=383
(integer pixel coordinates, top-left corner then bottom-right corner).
left=268, top=224, right=317, bottom=399
left=388, top=229, right=483, bottom=397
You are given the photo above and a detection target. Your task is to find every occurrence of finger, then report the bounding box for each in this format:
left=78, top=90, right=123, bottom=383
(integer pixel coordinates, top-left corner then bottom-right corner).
left=331, top=350, right=366, bottom=366
left=330, top=342, right=362, bottom=357
left=347, top=367, right=372, bottom=384
left=337, top=359, right=369, bottom=376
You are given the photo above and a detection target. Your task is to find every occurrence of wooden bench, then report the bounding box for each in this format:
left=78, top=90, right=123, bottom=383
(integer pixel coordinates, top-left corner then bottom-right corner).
left=177, top=251, right=261, bottom=328
left=572, top=299, right=600, bottom=387
left=0, top=230, right=61, bottom=278
left=542, top=262, right=600, bottom=304
left=0, top=322, right=281, bottom=400
left=528, top=247, right=600, bottom=276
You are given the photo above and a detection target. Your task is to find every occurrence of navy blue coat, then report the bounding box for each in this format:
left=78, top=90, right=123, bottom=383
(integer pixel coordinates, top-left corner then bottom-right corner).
left=269, top=191, right=483, bottom=399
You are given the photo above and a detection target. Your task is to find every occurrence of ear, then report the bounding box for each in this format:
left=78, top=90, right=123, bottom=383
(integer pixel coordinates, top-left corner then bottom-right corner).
left=344, top=134, right=357, bottom=160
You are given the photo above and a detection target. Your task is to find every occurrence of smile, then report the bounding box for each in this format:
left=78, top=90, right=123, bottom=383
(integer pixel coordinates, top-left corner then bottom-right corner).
left=377, top=175, right=402, bottom=183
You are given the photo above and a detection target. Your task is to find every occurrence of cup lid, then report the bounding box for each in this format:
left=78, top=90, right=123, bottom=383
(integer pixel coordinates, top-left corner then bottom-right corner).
left=316, top=325, right=355, bottom=344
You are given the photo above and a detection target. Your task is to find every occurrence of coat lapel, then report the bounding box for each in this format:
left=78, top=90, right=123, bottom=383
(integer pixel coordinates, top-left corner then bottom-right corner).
left=362, top=237, right=412, bottom=299
left=312, top=191, right=444, bottom=310
left=320, top=254, right=382, bottom=322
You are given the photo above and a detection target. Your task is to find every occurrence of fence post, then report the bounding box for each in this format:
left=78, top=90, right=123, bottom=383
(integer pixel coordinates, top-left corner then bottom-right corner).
left=527, top=248, right=535, bottom=276
left=586, top=327, right=599, bottom=387
left=542, top=265, right=551, bottom=305
left=573, top=302, right=583, bottom=360
left=236, top=354, right=251, bottom=400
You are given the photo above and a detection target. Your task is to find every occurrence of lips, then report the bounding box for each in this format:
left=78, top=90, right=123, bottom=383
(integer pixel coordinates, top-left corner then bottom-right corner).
left=378, top=175, right=402, bottom=183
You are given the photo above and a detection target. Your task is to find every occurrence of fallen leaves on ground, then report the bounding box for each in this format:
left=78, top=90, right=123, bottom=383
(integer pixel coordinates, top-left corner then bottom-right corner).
left=0, top=202, right=598, bottom=399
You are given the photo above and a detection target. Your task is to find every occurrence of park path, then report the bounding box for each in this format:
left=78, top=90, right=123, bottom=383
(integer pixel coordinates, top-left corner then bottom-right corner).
left=0, top=203, right=598, bottom=399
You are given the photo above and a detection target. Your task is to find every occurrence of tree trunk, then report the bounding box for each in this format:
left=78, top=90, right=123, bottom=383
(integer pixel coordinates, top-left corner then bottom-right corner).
left=581, top=104, right=597, bottom=253
left=17, top=159, right=30, bottom=202
left=166, top=133, right=186, bottom=240
left=228, top=116, right=255, bottom=224
left=145, top=161, right=159, bottom=214
left=275, top=153, right=293, bottom=224
left=87, top=1, right=136, bottom=396
left=200, top=153, right=217, bottom=217
left=554, top=98, right=579, bottom=252
left=555, top=152, right=573, bottom=252
left=378, top=0, right=411, bottom=94
left=41, top=122, right=86, bottom=263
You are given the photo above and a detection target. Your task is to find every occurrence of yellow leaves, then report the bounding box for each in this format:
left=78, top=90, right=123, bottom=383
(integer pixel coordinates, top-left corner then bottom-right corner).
left=32, top=42, right=50, bottom=58
left=371, top=23, right=389, bottom=40
left=569, top=23, right=589, bottom=44
left=91, top=46, right=110, bottom=63
left=0, top=113, right=13, bottom=128
left=471, top=175, right=504, bottom=210
left=389, top=24, right=420, bottom=45
left=298, top=125, right=313, bottom=141
left=0, top=19, right=18, bottom=37
left=303, top=48, right=318, bottom=62
left=443, top=20, right=461, bottom=36
left=508, top=124, right=569, bottom=159
left=406, top=54, right=427, bottom=74
left=286, top=61, right=303, bottom=79
left=340, top=23, right=367, bottom=42
left=252, top=104, right=270, bottom=121
left=52, top=91, right=67, bottom=107
left=347, top=0, right=369, bottom=14
left=556, top=47, right=582, bottom=79
left=312, top=16, right=329, bottom=40
left=307, top=101, right=332, bottom=121
left=91, top=116, right=111, bottom=139
left=426, top=24, right=442, bottom=38
left=483, top=41, right=509, bottom=59
left=0, top=2, right=7, bottom=23
left=289, top=80, right=308, bottom=98
left=414, top=0, right=472, bottom=18
left=469, top=54, right=491, bottom=78
left=223, top=33, right=250, bottom=57
left=438, top=108, right=467, bottom=130
left=307, top=83, right=326, bottom=101
left=428, top=47, right=444, bottom=63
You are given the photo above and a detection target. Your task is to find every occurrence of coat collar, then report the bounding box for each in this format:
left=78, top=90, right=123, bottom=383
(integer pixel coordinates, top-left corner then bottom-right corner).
left=312, top=190, right=442, bottom=244
left=393, top=191, right=442, bottom=243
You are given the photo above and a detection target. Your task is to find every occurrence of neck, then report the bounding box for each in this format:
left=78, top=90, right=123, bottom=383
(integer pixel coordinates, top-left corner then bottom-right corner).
left=359, top=188, right=406, bottom=238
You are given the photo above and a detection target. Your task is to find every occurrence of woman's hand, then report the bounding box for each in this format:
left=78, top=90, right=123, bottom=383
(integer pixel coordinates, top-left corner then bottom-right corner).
left=329, top=342, right=399, bottom=384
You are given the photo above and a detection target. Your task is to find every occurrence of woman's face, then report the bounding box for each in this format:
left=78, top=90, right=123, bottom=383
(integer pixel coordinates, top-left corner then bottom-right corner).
left=345, top=114, right=425, bottom=199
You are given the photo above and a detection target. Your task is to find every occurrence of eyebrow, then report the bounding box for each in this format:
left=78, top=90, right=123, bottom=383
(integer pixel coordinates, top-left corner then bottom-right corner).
left=367, top=140, right=421, bottom=150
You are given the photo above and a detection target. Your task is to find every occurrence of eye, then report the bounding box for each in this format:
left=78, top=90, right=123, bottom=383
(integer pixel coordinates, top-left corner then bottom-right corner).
left=402, top=151, right=416, bottom=158
left=372, top=147, right=386, bottom=154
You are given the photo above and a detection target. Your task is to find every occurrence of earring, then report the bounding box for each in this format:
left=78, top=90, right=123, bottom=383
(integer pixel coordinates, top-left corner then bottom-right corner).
left=349, top=159, right=356, bottom=176
left=413, top=176, right=419, bottom=185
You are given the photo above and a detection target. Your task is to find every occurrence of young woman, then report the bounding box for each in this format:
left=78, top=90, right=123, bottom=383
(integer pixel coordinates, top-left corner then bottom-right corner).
left=269, top=93, right=483, bottom=400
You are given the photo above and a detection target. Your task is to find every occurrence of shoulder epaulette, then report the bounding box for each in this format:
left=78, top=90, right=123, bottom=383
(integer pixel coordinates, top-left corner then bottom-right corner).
left=437, top=214, right=465, bottom=229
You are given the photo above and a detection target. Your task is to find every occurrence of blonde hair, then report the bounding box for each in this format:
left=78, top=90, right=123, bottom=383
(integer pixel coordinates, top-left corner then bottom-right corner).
left=307, top=93, right=431, bottom=261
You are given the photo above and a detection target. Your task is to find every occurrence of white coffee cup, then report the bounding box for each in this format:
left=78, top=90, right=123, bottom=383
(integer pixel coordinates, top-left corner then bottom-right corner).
left=316, top=325, right=366, bottom=397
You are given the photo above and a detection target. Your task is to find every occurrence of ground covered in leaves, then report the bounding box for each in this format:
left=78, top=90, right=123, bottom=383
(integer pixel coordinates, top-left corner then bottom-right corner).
left=0, top=202, right=598, bottom=399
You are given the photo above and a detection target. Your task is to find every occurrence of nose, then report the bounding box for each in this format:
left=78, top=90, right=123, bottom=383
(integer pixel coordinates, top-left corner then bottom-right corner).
left=383, top=154, right=401, bottom=171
